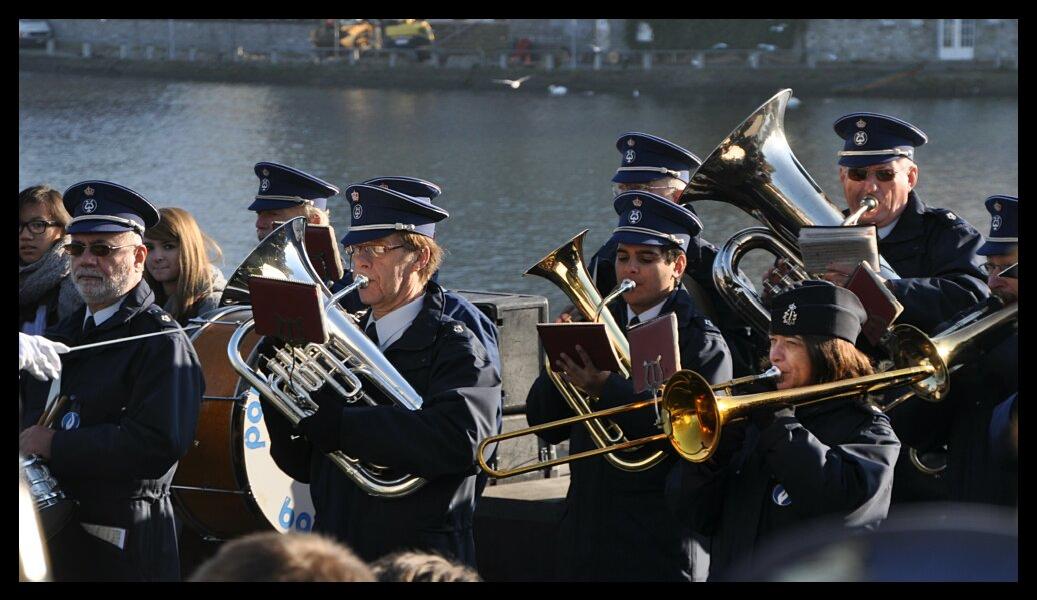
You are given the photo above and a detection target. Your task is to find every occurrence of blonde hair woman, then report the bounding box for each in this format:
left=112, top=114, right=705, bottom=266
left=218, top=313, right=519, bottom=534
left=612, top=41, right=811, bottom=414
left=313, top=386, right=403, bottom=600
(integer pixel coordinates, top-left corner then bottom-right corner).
left=143, top=207, right=225, bottom=325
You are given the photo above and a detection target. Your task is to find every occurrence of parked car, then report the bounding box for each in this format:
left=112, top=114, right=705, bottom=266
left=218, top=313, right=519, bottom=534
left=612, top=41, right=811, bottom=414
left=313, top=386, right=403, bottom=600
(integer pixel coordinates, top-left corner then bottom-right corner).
left=19, top=19, right=53, bottom=48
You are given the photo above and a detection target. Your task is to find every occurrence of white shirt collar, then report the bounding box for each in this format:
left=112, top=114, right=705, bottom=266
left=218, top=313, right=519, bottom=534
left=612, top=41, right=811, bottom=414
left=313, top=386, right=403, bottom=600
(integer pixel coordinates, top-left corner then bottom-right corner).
left=367, top=293, right=425, bottom=350
left=84, top=294, right=129, bottom=327
left=626, top=297, right=667, bottom=325
left=876, top=213, right=902, bottom=240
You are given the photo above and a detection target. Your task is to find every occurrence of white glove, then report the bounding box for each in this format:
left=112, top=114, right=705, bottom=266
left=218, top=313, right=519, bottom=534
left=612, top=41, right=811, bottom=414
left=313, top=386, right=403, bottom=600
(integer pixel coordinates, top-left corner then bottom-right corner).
left=18, top=333, right=70, bottom=381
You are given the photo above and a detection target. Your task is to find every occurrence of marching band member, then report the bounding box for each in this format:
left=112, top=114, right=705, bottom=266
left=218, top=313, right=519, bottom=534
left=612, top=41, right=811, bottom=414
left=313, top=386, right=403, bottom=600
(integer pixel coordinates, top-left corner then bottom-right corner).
left=261, top=184, right=501, bottom=566
left=580, top=132, right=766, bottom=377
left=249, top=161, right=337, bottom=242
left=19, top=181, right=204, bottom=581
left=667, top=280, right=900, bottom=580
left=526, top=192, right=733, bottom=581
left=890, top=195, right=1018, bottom=507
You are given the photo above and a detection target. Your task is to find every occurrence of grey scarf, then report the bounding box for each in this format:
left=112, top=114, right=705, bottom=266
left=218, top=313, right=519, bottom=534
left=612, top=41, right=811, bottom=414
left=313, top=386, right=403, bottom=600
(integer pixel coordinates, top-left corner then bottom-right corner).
left=19, top=235, right=83, bottom=320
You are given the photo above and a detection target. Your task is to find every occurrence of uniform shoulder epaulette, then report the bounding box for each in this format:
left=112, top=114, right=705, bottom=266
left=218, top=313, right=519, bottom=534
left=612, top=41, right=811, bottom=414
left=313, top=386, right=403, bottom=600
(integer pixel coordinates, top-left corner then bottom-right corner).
left=695, top=314, right=723, bottom=335
left=143, top=305, right=179, bottom=329
left=928, top=207, right=975, bottom=232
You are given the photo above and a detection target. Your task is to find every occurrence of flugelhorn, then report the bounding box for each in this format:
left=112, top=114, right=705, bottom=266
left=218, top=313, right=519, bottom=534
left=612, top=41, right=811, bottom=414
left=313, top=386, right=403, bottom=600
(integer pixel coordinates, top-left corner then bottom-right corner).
left=524, top=230, right=666, bottom=472
left=476, top=367, right=781, bottom=479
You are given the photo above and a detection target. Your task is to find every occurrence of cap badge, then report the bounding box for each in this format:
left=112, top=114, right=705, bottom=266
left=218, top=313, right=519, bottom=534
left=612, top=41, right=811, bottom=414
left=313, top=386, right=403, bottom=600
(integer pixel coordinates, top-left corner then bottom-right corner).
left=771, top=483, right=792, bottom=507
left=260, top=178, right=270, bottom=192
left=782, top=302, right=798, bottom=326
left=853, top=131, right=868, bottom=146
left=993, top=201, right=1002, bottom=212
left=628, top=209, right=642, bottom=224
left=625, top=149, right=636, bottom=164
left=991, top=215, right=1002, bottom=231
left=856, top=118, right=867, bottom=129
left=351, top=190, right=360, bottom=202
left=261, top=168, right=270, bottom=177
left=632, top=197, right=643, bottom=207
left=627, top=138, right=636, bottom=147
left=84, top=186, right=95, bottom=197
left=352, top=204, right=363, bottom=220
left=82, top=199, right=97, bottom=214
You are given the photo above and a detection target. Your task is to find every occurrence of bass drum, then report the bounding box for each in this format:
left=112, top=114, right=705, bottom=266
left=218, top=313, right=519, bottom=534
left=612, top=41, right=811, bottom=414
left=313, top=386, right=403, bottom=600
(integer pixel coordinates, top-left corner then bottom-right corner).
left=172, top=305, right=316, bottom=541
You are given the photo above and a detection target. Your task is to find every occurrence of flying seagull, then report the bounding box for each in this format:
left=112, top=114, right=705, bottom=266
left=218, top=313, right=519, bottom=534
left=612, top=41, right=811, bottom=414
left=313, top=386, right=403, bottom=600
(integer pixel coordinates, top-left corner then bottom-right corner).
left=492, top=75, right=533, bottom=89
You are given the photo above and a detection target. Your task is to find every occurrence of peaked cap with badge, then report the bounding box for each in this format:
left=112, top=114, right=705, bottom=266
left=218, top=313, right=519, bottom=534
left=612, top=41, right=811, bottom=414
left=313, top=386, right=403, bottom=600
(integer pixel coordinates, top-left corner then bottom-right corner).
left=769, top=280, right=867, bottom=344
left=361, top=176, right=442, bottom=202
left=248, top=161, right=339, bottom=212
left=612, top=132, right=702, bottom=184
left=341, top=183, right=449, bottom=247
left=977, top=194, right=1018, bottom=256
left=609, top=191, right=702, bottom=252
left=834, top=113, right=928, bottom=168
left=62, top=180, right=160, bottom=235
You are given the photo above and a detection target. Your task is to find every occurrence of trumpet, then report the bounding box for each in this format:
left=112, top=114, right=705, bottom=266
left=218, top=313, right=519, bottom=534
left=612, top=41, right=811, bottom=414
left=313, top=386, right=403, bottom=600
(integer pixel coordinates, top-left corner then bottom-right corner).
left=477, top=361, right=936, bottom=478
left=477, top=367, right=781, bottom=479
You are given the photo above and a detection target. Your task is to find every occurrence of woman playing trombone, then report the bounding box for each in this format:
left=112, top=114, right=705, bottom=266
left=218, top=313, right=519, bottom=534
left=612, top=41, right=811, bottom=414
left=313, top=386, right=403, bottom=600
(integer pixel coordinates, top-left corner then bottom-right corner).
left=666, top=280, right=901, bottom=580
left=525, top=192, right=733, bottom=581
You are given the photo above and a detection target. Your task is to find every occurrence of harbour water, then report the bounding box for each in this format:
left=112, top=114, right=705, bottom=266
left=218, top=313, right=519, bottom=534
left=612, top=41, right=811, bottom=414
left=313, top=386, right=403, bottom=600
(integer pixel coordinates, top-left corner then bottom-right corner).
left=19, top=71, right=1018, bottom=311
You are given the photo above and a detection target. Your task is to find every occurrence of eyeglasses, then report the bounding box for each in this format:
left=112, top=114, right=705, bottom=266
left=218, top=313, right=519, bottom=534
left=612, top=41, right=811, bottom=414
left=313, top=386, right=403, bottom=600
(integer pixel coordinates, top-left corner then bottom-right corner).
left=980, top=261, right=1018, bottom=279
left=63, top=242, right=138, bottom=257
left=344, top=243, right=405, bottom=260
left=19, top=220, right=59, bottom=235
left=846, top=168, right=901, bottom=183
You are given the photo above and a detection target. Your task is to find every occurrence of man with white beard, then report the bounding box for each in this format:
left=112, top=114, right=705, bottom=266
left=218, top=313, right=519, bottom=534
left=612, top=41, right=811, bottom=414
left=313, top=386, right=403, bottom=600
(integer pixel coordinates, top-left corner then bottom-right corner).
left=19, top=181, right=204, bottom=581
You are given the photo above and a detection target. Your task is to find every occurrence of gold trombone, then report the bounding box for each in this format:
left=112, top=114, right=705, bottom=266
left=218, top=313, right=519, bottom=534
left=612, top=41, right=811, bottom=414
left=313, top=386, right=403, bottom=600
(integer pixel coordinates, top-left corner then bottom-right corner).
left=478, top=363, right=936, bottom=479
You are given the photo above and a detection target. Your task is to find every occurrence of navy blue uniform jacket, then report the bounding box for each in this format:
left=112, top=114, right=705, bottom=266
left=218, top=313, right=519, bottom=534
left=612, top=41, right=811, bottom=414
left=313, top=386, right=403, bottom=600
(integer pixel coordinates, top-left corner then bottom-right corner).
left=20, top=280, right=204, bottom=581
left=525, top=288, right=733, bottom=581
left=263, top=281, right=501, bottom=565
left=666, top=395, right=900, bottom=580
left=874, top=191, right=988, bottom=334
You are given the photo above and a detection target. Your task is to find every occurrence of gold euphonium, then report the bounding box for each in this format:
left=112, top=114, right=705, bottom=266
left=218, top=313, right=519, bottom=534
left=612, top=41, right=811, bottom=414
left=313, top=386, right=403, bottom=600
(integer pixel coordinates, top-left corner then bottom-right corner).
left=224, top=218, right=427, bottom=498
left=524, top=229, right=667, bottom=472
left=681, top=88, right=898, bottom=335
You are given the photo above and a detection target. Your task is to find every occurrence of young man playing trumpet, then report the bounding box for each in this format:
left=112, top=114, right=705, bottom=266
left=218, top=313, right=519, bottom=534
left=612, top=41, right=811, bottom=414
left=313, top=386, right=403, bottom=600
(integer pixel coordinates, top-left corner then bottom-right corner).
left=526, top=192, right=733, bottom=581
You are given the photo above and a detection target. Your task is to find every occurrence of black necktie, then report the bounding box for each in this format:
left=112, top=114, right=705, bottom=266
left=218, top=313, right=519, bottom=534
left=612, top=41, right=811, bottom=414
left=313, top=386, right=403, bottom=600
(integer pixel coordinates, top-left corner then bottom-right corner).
left=365, top=320, right=379, bottom=346
left=83, top=316, right=96, bottom=336
left=629, top=315, right=640, bottom=327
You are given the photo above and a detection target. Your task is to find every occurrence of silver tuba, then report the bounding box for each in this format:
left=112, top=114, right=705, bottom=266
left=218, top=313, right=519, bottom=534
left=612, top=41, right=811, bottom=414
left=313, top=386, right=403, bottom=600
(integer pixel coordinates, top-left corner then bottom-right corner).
left=223, top=218, right=427, bottom=497
left=680, top=88, right=898, bottom=335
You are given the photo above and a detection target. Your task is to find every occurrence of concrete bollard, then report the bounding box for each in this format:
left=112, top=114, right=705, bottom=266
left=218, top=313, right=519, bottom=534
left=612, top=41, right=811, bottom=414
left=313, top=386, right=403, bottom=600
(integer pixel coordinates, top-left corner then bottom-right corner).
left=188, top=47, right=196, bottom=62
left=389, top=51, right=397, bottom=68
left=432, top=51, right=441, bottom=67
left=642, top=51, right=652, bottom=70
left=694, top=51, right=704, bottom=69
left=593, top=53, right=602, bottom=70
left=82, top=43, right=91, bottom=59
left=45, top=39, right=55, bottom=55
left=545, top=53, right=555, bottom=71
left=119, top=44, right=128, bottom=59
left=349, top=48, right=359, bottom=65
left=145, top=45, right=154, bottom=60
left=499, top=53, right=507, bottom=69
left=748, top=51, right=759, bottom=69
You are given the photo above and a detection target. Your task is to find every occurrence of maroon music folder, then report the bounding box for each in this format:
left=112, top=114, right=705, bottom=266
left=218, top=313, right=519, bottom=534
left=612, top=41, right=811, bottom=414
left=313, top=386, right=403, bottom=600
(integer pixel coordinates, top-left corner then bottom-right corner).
left=304, top=224, right=345, bottom=284
left=846, top=260, right=904, bottom=345
left=537, top=322, right=622, bottom=373
left=628, top=312, right=681, bottom=393
left=248, top=276, right=329, bottom=345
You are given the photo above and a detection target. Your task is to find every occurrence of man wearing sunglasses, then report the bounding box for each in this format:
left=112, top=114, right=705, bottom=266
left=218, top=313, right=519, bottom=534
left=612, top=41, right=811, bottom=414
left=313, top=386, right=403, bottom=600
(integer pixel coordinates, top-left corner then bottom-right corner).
left=890, top=194, right=1018, bottom=508
left=18, top=181, right=204, bottom=581
left=259, top=183, right=501, bottom=568
left=249, top=161, right=337, bottom=242
left=820, top=113, right=989, bottom=335
left=576, top=132, right=766, bottom=378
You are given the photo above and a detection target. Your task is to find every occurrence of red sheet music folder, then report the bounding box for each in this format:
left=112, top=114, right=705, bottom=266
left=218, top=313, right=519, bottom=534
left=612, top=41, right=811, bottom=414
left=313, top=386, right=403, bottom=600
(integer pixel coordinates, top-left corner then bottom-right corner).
left=846, top=261, right=904, bottom=346
left=248, top=276, right=329, bottom=345
left=304, top=224, right=345, bottom=285
left=536, top=322, right=622, bottom=373
left=628, top=313, right=681, bottom=393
